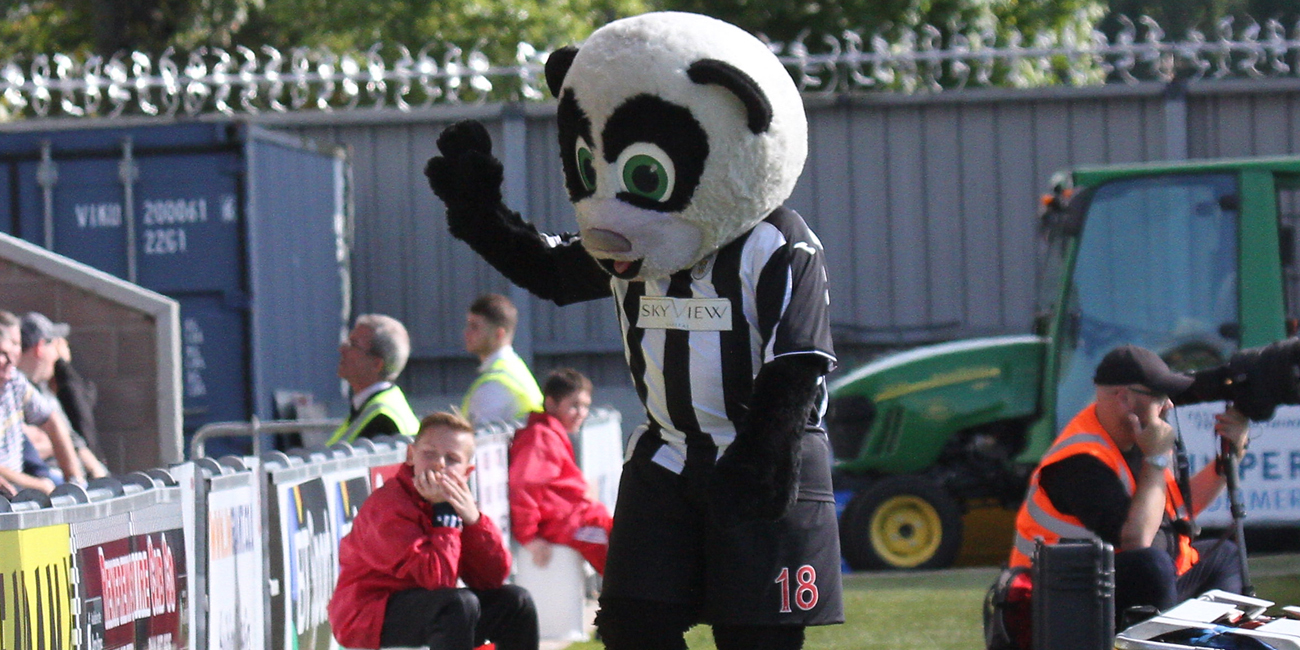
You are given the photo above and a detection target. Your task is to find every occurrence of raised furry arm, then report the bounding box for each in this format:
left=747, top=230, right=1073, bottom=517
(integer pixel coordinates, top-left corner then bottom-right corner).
left=425, top=120, right=610, bottom=305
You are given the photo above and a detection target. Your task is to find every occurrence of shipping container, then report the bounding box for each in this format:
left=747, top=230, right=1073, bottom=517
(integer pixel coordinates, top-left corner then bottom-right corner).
left=0, top=121, right=350, bottom=455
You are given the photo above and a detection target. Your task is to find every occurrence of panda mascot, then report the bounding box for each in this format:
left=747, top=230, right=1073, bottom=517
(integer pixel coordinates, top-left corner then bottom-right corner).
left=426, top=12, right=842, bottom=650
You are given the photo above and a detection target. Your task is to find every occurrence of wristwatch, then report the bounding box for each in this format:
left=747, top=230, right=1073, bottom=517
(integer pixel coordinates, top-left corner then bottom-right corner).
left=1145, top=453, right=1171, bottom=469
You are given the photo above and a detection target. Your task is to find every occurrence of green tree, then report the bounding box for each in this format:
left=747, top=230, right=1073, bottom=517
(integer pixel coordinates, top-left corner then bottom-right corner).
left=222, top=0, right=650, bottom=102
left=657, top=0, right=1108, bottom=90
left=1, top=0, right=651, bottom=109
left=1100, top=0, right=1299, bottom=40
left=231, top=0, right=648, bottom=54
left=1, top=0, right=649, bottom=62
left=658, top=0, right=1107, bottom=51
left=0, top=0, right=261, bottom=59
left=1, top=1, right=95, bottom=58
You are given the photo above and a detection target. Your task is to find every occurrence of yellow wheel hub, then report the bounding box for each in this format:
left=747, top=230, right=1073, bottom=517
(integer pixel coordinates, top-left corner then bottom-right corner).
left=868, top=495, right=943, bottom=568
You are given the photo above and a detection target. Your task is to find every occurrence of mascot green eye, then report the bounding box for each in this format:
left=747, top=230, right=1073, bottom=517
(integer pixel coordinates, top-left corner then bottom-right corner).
left=616, top=143, right=675, bottom=202
left=576, top=142, right=597, bottom=191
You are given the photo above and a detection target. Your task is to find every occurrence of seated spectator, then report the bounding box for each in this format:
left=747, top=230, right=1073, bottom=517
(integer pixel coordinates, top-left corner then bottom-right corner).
left=0, top=310, right=80, bottom=494
left=50, top=336, right=109, bottom=471
left=329, top=411, right=538, bottom=650
left=19, top=313, right=109, bottom=480
left=509, top=368, right=613, bottom=575
left=1008, top=345, right=1248, bottom=614
left=21, top=434, right=53, bottom=487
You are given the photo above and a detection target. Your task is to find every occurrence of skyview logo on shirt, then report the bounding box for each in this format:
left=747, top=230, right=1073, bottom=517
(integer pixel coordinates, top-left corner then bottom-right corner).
left=638, top=297, right=732, bottom=331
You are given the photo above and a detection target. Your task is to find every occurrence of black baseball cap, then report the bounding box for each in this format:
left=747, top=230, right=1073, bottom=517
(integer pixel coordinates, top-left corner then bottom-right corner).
left=20, top=312, right=69, bottom=350
left=1093, top=344, right=1193, bottom=396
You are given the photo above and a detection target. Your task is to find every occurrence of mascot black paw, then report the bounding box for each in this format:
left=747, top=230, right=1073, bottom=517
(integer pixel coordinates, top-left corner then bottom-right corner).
left=711, top=354, right=822, bottom=525
left=424, top=119, right=504, bottom=238
left=711, top=436, right=799, bottom=524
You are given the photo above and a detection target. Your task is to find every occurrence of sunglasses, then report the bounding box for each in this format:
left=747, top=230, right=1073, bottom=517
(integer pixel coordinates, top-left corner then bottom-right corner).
left=1128, top=385, right=1168, bottom=400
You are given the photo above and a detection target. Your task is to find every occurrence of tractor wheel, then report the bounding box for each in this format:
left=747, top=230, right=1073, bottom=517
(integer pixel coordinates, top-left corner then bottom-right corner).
left=840, top=475, right=964, bottom=571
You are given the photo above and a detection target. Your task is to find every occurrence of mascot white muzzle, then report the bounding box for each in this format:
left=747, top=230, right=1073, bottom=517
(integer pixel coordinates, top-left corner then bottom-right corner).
left=545, top=12, right=808, bottom=281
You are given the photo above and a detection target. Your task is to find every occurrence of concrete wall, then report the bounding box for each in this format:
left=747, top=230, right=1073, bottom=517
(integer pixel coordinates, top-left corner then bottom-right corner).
left=0, top=233, right=181, bottom=472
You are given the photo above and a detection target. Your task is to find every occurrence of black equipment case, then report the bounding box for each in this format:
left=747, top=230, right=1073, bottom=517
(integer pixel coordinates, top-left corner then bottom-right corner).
left=1032, top=537, right=1116, bottom=650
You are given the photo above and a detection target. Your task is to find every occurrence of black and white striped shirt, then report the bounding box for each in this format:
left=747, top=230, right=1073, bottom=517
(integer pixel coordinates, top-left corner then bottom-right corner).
left=471, top=204, right=837, bottom=474
left=613, top=207, right=836, bottom=473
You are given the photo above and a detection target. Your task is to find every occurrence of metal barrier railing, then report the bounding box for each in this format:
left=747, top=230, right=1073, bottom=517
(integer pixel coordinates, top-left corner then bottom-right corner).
left=0, top=469, right=184, bottom=649
left=0, top=410, right=625, bottom=649
left=190, top=416, right=343, bottom=460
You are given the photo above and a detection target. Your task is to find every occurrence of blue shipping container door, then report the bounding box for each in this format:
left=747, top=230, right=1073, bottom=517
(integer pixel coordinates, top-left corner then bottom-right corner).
left=16, top=157, right=130, bottom=277
left=0, top=159, right=13, bottom=235
left=180, top=294, right=249, bottom=429
left=134, top=151, right=244, bottom=295
left=246, top=132, right=349, bottom=425
left=0, top=122, right=350, bottom=455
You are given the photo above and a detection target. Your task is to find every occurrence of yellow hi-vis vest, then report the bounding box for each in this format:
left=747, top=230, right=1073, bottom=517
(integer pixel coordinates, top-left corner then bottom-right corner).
left=327, top=385, right=420, bottom=445
left=1009, top=403, right=1198, bottom=575
left=462, top=352, right=543, bottom=423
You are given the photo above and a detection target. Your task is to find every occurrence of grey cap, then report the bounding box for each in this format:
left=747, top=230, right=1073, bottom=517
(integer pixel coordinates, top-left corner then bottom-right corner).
left=20, top=312, right=70, bottom=350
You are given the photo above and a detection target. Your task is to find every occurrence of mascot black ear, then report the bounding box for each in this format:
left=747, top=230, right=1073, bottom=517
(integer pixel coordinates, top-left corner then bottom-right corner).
left=687, top=58, right=773, bottom=134
left=545, top=46, right=580, bottom=98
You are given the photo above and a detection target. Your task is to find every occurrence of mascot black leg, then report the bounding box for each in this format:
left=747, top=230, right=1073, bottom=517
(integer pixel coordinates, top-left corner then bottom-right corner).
left=713, top=624, right=806, bottom=650
left=595, top=598, right=696, bottom=650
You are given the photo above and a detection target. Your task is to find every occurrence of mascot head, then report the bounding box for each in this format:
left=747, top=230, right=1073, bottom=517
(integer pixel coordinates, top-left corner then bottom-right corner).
left=545, top=12, right=808, bottom=281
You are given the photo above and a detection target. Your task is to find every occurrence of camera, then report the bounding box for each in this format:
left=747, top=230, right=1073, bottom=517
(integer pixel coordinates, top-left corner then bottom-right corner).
left=1175, top=337, right=1300, bottom=422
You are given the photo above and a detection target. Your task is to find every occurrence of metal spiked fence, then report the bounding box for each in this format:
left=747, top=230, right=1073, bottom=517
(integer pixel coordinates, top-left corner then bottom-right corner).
left=2, top=15, right=1299, bottom=120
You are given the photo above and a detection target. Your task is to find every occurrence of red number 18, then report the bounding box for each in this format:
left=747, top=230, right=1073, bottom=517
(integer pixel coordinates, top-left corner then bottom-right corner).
left=775, top=565, right=819, bottom=613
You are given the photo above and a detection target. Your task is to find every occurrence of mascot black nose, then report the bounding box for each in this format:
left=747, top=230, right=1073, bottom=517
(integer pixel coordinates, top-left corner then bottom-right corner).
left=584, top=228, right=633, bottom=253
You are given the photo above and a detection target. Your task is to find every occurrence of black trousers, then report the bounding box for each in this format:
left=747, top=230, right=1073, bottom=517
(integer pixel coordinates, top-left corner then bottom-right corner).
left=380, top=584, right=538, bottom=650
left=596, top=597, right=807, bottom=650
left=1114, top=539, right=1243, bottom=613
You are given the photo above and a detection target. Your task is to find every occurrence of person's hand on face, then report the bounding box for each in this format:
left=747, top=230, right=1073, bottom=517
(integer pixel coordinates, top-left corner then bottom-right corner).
left=525, top=538, right=552, bottom=567
left=1125, top=386, right=1175, bottom=458
left=413, top=468, right=449, bottom=504
left=52, top=337, right=71, bottom=362
left=408, top=425, right=480, bottom=525
left=436, top=469, right=480, bottom=526
left=0, top=326, right=19, bottom=382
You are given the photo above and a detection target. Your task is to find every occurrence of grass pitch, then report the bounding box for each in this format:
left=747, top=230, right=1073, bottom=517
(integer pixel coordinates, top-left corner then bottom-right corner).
left=565, top=554, right=1300, bottom=650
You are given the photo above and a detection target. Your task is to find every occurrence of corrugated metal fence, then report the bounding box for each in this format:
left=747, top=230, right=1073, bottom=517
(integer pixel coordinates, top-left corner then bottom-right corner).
left=229, top=78, right=1300, bottom=395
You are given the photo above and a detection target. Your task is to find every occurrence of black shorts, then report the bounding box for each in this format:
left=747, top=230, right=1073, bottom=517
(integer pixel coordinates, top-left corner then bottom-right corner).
left=601, top=431, right=844, bottom=626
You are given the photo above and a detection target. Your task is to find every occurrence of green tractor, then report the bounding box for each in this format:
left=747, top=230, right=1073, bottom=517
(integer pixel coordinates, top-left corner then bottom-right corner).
left=830, top=156, right=1300, bottom=571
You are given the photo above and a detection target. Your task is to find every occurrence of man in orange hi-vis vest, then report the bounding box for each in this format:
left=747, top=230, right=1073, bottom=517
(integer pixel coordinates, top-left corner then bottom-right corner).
left=1009, top=345, right=1249, bottom=616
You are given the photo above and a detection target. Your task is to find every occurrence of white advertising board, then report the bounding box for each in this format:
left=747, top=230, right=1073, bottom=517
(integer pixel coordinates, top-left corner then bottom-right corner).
left=207, top=481, right=265, bottom=650
left=323, top=466, right=372, bottom=549
left=276, top=476, right=337, bottom=650
left=1174, top=402, right=1300, bottom=528
left=473, top=433, right=512, bottom=536
left=579, top=409, right=624, bottom=512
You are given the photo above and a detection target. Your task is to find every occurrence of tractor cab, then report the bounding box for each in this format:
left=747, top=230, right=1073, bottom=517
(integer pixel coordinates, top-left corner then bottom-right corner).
left=828, top=156, right=1300, bottom=571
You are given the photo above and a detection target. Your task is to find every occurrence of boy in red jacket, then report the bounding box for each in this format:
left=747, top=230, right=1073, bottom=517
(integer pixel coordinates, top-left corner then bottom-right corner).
left=329, top=411, right=538, bottom=650
left=509, top=368, right=614, bottom=575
